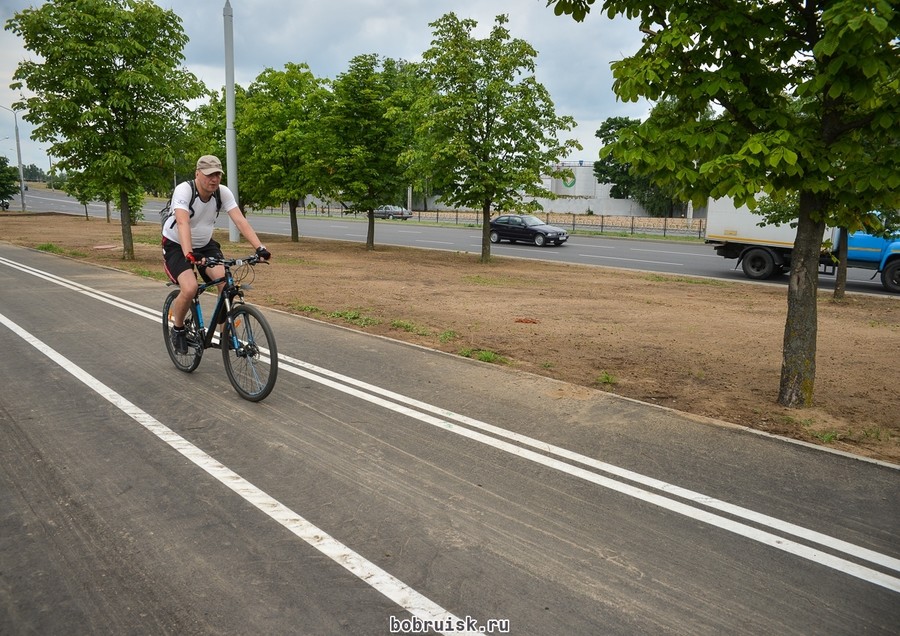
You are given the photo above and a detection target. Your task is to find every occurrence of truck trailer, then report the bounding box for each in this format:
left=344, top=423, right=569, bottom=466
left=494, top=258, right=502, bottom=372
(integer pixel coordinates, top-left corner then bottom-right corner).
left=704, top=197, right=900, bottom=293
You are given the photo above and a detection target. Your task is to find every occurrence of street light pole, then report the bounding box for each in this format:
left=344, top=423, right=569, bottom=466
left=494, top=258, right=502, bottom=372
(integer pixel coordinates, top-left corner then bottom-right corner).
left=0, top=105, right=26, bottom=212
left=224, top=0, right=240, bottom=243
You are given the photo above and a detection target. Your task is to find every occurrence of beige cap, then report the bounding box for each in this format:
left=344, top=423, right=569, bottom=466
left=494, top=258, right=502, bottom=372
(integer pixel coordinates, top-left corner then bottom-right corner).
left=196, top=155, right=223, bottom=175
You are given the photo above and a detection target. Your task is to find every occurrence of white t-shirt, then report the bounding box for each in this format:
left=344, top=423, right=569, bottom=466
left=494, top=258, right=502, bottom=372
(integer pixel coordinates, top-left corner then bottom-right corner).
left=161, top=181, right=237, bottom=248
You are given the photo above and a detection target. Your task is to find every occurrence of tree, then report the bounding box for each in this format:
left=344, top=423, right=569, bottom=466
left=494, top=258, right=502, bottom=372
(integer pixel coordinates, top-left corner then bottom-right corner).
left=239, top=63, right=331, bottom=242
left=594, top=116, right=686, bottom=216
left=6, top=0, right=207, bottom=259
left=412, top=13, right=580, bottom=262
left=548, top=0, right=900, bottom=408
left=323, top=54, right=410, bottom=250
left=0, top=157, right=18, bottom=201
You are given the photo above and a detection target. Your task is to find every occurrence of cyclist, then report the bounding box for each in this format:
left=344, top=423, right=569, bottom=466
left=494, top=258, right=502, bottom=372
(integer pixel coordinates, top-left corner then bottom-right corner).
left=163, top=154, right=271, bottom=354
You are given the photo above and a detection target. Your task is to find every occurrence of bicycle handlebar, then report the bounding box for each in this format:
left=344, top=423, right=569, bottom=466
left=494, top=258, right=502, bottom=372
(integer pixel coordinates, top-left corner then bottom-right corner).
left=202, top=254, right=268, bottom=267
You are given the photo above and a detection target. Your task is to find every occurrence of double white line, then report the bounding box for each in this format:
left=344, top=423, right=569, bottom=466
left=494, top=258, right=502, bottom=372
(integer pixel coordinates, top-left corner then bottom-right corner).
left=2, top=253, right=899, bottom=601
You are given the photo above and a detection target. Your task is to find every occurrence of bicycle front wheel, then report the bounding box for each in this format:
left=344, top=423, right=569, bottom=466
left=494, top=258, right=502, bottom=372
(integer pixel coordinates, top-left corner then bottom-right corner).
left=162, top=289, right=203, bottom=372
left=221, top=304, right=278, bottom=402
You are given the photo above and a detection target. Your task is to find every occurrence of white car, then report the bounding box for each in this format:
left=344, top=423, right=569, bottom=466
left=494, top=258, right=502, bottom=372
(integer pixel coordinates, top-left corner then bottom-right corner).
left=372, top=205, right=413, bottom=220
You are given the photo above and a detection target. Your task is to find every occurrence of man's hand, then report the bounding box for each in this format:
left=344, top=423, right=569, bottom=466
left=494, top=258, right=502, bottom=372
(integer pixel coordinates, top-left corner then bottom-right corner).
left=255, top=245, right=271, bottom=261
left=186, top=252, right=203, bottom=265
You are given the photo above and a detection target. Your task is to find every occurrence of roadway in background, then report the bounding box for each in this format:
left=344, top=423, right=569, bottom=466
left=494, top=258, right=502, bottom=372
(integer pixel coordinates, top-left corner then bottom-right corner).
left=13, top=187, right=896, bottom=296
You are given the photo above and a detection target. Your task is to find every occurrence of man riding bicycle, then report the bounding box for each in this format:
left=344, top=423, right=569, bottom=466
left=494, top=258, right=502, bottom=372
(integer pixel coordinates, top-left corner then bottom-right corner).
left=162, top=154, right=271, bottom=354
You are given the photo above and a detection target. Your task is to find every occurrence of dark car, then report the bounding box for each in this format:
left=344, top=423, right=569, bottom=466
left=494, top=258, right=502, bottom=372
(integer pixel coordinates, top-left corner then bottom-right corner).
left=372, top=205, right=413, bottom=220
left=489, top=214, right=568, bottom=246
left=0, top=198, right=9, bottom=210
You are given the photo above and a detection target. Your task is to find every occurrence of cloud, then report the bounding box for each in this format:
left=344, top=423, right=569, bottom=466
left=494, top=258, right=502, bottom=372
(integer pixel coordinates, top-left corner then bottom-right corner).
left=1, top=0, right=649, bottom=168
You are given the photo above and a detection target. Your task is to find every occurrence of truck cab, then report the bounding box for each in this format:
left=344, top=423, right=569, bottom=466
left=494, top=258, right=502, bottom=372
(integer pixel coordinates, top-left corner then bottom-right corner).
left=842, top=226, right=900, bottom=293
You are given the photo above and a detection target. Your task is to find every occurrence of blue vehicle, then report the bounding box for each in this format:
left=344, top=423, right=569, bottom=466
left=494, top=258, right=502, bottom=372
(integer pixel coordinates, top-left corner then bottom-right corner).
left=841, top=226, right=900, bottom=293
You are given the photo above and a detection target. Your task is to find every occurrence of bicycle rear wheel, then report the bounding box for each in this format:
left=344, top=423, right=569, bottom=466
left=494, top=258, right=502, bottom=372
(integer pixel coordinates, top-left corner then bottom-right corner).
left=162, top=289, right=203, bottom=372
left=221, top=303, right=278, bottom=401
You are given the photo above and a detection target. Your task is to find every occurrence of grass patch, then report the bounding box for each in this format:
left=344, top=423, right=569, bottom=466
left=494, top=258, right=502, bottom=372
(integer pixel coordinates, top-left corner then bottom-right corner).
left=595, top=371, right=618, bottom=386
left=812, top=430, right=840, bottom=444
left=36, top=242, right=67, bottom=255
left=125, top=267, right=168, bottom=281
left=458, top=348, right=509, bottom=364
left=134, top=235, right=163, bottom=246
left=438, top=330, right=458, bottom=343
left=463, top=274, right=538, bottom=287
left=464, top=274, right=512, bottom=286
left=645, top=273, right=728, bottom=286
left=391, top=319, right=429, bottom=336
left=328, top=309, right=381, bottom=327
left=289, top=302, right=323, bottom=314
left=35, top=243, right=88, bottom=258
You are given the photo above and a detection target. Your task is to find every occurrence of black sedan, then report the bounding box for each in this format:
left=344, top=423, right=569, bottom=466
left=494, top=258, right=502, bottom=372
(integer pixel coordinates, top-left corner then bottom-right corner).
left=489, top=214, right=568, bottom=246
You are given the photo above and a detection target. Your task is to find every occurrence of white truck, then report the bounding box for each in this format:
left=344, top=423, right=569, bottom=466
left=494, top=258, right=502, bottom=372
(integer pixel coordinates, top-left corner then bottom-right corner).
left=704, top=197, right=900, bottom=293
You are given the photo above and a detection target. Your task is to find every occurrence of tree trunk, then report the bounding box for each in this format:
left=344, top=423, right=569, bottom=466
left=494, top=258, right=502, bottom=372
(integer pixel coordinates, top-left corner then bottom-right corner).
left=366, top=210, right=375, bottom=250
left=833, top=227, right=848, bottom=300
left=778, top=193, right=825, bottom=407
left=289, top=197, right=300, bottom=242
left=119, top=190, right=134, bottom=260
left=481, top=202, right=492, bottom=263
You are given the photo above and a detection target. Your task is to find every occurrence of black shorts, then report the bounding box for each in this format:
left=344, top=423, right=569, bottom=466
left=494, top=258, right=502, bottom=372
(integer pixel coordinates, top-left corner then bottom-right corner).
left=163, top=238, right=223, bottom=283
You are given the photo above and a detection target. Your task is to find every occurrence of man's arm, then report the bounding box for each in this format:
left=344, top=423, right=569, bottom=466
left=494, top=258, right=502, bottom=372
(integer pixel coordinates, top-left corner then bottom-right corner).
left=174, top=207, right=193, bottom=255
left=226, top=207, right=266, bottom=252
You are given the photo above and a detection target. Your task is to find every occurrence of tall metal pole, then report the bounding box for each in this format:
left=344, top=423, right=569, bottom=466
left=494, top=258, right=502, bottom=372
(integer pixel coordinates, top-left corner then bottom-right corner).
left=1, top=105, right=26, bottom=212
left=224, top=0, right=239, bottom=242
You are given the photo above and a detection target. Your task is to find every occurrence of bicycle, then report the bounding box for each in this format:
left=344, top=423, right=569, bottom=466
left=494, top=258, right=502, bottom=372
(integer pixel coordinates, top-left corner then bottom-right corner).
left=162, top=253, right=278, bottom=401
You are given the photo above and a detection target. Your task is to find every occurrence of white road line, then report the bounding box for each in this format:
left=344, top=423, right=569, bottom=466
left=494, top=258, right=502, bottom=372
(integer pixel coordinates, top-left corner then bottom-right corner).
left=630, top=248, right=721, bottom=258
left=0, top=311, right=476, bottom=636
left=578, top=254, right=684, bottom=266
left=3, top=254, right=899, bottom=594
left=275, top=358, right=900, bottom=593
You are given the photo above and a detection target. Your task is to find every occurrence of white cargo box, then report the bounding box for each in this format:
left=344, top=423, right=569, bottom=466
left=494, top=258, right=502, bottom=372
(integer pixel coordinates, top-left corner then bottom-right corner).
left=705, top=197, right=831, bottom=246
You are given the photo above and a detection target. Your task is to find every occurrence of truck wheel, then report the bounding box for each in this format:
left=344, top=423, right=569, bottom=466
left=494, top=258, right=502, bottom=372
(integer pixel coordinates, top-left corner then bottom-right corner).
left=881, top=260, right=900, bottom=293
left=741, top=248, right=777, bottom=280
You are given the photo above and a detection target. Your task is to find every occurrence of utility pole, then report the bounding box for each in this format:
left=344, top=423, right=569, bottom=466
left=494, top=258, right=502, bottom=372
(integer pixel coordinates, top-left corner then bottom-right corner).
left=224, top=0, right=239, bottom=242
left=0, top=105, right=26, bottom=212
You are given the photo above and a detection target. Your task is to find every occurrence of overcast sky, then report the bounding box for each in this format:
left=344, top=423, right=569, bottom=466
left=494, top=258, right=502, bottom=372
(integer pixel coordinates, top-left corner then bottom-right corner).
left=1, top=0, right=650, bottom=172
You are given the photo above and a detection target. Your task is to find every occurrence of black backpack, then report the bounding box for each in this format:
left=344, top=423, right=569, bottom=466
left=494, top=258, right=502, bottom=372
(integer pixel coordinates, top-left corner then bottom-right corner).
left=160, top=179, right=222, bottom=230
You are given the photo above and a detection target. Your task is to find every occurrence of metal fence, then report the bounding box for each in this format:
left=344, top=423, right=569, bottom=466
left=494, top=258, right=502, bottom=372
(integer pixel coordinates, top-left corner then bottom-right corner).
left=253, top=205, right=707, bottom=239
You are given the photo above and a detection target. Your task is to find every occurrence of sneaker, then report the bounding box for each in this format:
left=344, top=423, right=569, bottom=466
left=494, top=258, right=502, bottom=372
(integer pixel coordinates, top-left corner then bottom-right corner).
left=171, top=327, right=188, bottom=354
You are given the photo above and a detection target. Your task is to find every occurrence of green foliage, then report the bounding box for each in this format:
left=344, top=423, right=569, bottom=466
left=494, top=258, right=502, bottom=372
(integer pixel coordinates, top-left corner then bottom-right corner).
left=0, top=156, right=18, bottom=200
left=595, top=371, right=618, bottom=386
left=327, top=309, right=382, bottom=327
left=596, top=101, right=713, bottom=216
left=412, top=13, right=580, bottom=261
left=390, top=319, right=430, bottom=336
left=459, top=348, right=509, bottom=364
left=239, top=63, right=332, bottom=240
left=593, top=117, right=640, bottom=199
left=546, top=0, right=597, bottom=22
left=323, top=54, right=412, bottom=249
left=6, top=0, right=207, bottom=257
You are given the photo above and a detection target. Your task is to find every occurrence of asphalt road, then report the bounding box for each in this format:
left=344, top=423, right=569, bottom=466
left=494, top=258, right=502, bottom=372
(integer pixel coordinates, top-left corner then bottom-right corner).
left=16, top=188, right=896, bottom=296
left=1, top=243, right=898, bottom=634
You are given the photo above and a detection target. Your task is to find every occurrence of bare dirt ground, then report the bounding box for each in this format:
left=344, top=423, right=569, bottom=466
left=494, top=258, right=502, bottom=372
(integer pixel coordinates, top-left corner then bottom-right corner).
left=2, top=212, right=897, bottom=464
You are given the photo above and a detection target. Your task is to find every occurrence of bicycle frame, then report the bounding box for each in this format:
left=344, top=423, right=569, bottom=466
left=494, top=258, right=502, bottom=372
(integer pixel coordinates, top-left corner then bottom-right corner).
left=190, top=263, right=245, bottom=351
